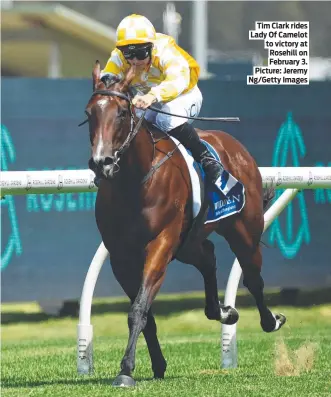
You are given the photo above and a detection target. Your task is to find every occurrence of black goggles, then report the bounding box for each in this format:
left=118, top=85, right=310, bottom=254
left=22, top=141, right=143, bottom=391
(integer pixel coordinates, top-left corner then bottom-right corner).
left=120, top=46, right=151, bottom=61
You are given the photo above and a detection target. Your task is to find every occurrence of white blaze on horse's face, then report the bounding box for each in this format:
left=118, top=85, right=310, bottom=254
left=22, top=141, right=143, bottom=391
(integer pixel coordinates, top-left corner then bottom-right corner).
left=97, top=98, right=109, bottom=109
left=92, top=98, right=110, bottom=163
left=94, top=133, right=104, bottom=164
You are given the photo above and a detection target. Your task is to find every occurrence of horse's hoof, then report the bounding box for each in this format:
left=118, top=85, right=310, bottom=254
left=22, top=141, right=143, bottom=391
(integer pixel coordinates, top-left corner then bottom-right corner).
left=153, top=360, right=167, bottom=379
left=112, top=374, right=136, bottom=388
left=220, top=305, right=239, bottom=325
left=274, top=313, right=286, bottom=331
left=262, top=312, right=286, bottom=332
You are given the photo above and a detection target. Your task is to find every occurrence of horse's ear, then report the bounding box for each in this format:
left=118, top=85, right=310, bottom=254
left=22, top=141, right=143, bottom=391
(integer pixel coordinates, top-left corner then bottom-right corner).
left=121, top=65, right=136, bottom=91
left=92, top=60, right=101, bottom=90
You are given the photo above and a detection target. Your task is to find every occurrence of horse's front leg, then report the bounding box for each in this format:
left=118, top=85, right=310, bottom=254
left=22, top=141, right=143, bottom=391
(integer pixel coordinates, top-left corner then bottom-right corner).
left=112, top=227, right=178, bottom=387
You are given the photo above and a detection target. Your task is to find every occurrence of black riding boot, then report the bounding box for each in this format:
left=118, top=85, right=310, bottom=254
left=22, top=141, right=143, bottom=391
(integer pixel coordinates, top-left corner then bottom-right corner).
left=169, top=123, right=224, bottom=183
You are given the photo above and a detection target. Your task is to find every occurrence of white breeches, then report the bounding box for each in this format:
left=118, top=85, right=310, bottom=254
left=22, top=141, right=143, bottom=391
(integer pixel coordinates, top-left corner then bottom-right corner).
left=135, top=85, right=203, bottom=132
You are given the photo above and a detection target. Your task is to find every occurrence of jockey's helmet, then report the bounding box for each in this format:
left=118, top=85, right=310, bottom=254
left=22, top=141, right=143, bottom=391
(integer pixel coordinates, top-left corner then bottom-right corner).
left=116, top=14, right=156, bottom=47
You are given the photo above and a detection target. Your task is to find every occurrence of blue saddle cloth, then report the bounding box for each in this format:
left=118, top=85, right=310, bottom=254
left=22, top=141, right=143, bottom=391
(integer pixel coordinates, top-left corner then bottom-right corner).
left=193, top=140, right=245, bottom=224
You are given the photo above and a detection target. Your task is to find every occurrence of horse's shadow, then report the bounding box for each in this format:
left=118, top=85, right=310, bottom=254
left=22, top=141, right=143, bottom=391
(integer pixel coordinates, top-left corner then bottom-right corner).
left=5, top=288, right=317, bottom=325
left=1, top=296, right=211, bottom=325
left=2, top=375, right=183, bottom=389
left=4, top=287, right=328, bottom=325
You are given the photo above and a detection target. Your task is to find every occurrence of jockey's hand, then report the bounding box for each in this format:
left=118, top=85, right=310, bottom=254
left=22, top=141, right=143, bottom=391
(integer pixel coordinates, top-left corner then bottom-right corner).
left=132, top=93, right=157, bottom=109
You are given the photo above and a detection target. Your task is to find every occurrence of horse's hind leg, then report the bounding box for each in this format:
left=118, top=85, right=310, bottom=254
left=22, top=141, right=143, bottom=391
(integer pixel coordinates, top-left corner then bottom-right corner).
left=224, top=224, right=286, bottom=332
left=241, top=246, right=286, bottom=332
left=143, top=309, right=167, bottom=379
left=128, top=300, right=166, bottom=379
left=187, top=239, right=239, bottom=325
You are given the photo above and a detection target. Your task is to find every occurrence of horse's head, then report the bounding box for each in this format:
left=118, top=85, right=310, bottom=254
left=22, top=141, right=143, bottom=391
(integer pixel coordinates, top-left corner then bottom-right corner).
left=84, top=61, right=138, bottom=180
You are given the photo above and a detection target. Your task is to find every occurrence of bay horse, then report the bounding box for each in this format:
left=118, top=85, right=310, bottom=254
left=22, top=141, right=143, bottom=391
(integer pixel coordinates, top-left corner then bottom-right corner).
left=83, top=62, right=286, bottom=387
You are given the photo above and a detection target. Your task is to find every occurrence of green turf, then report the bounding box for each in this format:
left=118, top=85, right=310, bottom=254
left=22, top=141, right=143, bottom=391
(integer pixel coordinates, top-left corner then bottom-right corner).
left=2, top=295, right=331, bottom=397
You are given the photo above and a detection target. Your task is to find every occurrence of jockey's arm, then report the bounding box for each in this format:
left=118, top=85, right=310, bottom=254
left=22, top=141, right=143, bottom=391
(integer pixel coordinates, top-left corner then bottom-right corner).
left=149, top=48, right=191, bottom=103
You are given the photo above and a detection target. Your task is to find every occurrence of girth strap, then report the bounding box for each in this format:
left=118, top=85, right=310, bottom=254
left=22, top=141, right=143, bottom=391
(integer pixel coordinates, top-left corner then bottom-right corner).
left=141, top=148, right=178, bottom=184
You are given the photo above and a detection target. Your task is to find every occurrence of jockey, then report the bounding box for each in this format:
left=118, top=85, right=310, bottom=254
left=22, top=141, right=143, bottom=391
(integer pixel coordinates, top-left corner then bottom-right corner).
left=100, top=14, right=223, bottom=184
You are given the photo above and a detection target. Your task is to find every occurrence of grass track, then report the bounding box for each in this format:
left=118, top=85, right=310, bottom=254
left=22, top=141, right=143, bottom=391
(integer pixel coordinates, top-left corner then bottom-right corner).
left=2, top=295, right=331, bottom=396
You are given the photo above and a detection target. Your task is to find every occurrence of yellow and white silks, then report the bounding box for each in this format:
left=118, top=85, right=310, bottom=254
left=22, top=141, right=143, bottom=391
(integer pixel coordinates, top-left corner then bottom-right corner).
left=101, top=26, right=203, bottom=131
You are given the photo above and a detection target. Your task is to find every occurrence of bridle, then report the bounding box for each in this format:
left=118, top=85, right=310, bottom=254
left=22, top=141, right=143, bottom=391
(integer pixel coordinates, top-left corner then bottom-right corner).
left=82, top=89, right=146, bottom=176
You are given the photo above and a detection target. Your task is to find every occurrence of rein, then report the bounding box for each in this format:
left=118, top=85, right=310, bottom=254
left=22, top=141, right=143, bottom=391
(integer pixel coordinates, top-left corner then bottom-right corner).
left=78, top=89, right=240, bottom=126
left=148, top=107, right=240, bottom=122
left=80, top=88, right=239, bottom=184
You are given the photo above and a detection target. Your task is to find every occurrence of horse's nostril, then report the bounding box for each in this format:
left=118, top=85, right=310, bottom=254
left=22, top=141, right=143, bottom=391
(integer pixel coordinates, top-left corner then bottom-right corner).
left=104, top=157, right=114, bottom=166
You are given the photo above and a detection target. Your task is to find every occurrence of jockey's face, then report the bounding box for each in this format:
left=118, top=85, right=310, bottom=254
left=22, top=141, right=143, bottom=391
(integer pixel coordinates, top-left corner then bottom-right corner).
left=127, top=56, right=150, bottom=69
left=119, top=43, right=152, bottom=70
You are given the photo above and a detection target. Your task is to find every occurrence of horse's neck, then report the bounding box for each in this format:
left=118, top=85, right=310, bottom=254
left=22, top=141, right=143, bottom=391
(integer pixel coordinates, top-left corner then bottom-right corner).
left=121, top=125, right=153, bottom=182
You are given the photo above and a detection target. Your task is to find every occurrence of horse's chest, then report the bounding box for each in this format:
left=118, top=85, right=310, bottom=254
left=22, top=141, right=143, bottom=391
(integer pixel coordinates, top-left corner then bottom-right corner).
left=98, top=208, right=151, bottom=246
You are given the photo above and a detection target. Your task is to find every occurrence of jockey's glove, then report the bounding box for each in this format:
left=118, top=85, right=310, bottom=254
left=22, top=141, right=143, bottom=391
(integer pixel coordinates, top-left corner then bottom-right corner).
left=132, top=93, right=157, bottom=109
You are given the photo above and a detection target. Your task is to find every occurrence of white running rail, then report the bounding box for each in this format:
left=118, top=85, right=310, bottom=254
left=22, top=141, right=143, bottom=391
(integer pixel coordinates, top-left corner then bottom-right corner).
left=77, top=242, right=108, bottom=374
left=1, top=167, right=331, bottom=196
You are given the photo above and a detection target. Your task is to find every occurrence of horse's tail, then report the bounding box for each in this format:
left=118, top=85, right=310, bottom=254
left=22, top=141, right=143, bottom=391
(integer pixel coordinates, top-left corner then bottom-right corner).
left=262, top=186, right=275, bottom=213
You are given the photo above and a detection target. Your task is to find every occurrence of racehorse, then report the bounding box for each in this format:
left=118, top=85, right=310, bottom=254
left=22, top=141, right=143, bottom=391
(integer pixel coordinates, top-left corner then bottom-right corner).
left=83, top=61, right=286, bottom=387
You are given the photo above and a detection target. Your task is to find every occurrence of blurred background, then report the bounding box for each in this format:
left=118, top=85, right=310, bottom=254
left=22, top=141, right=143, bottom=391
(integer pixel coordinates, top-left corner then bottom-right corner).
left=1, top=1, right=331, bottom=315
left=2, top=0, right=331, bottom=79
